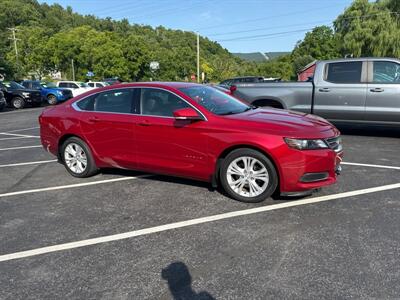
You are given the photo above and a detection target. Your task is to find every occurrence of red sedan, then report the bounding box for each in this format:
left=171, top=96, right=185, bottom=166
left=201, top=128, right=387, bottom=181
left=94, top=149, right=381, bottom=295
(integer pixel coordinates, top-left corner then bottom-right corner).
left=39, top=82, right=343, bottom=203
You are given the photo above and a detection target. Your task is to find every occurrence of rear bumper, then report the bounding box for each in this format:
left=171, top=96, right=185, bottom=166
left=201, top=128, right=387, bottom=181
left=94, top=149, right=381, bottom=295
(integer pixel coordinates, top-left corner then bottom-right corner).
left=278, top=148, right=343, bottom=193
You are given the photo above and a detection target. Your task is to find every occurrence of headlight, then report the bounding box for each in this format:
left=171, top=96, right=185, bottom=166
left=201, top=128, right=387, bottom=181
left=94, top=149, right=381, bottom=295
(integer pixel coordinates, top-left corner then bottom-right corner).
left=284, top=138, right=328, bottom=150
left=22, top=92, right=30, bottom=97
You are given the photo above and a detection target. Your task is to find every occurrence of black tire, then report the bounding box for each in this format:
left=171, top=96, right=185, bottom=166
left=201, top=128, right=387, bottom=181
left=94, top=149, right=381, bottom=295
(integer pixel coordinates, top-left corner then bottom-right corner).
left=47, top=94, right=57, bottom=105
left=219, top=148, right=278, bottom=203
left=11, top=97, right=25, bottom=109
left=61, top=137, right=98, bottom=178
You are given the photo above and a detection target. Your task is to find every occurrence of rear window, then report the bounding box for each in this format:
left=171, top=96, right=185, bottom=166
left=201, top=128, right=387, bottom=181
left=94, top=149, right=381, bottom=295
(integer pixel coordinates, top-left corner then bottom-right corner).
left=326, top=62, right=362, bottom=83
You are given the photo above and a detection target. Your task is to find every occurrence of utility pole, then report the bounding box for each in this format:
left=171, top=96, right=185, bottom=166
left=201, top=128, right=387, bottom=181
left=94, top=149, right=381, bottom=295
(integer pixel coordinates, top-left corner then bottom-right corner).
left=71, top=59, right=75, bottom=81
left=8, top=28, right=20, bottom=71
left=197, top=32, right=200, bottom=83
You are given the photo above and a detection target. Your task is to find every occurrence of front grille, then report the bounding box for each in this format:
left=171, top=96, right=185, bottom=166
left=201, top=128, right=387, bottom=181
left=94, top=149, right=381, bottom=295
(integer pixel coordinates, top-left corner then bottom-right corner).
left=326, top=136, right=343, bottom=153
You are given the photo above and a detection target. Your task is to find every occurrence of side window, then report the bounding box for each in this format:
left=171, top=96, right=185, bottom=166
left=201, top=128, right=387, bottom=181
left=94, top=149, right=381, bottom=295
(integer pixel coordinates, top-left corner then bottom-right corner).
left=372, top=61, right=400, bottom=83
left=76, top=96, right=95, bottom=111
left=58, top=82, right=68, bottom=88
left=96, top=83, right=104, bottom=87
left=140, top=88, right=190, bottom=117
left=21, top=82, right=29, bottom=89
left=88, top=83, right=94, bottom=87
left=326, top=62, right=362, bottom=84
left=70, top=83, right=79, bottom=89
left=93, top=89, right=134, bottom=113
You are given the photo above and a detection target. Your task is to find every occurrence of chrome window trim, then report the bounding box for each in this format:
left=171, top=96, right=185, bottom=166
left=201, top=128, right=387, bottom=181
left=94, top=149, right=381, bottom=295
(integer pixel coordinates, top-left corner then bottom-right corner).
left=72, top=86, right=208, bottom=121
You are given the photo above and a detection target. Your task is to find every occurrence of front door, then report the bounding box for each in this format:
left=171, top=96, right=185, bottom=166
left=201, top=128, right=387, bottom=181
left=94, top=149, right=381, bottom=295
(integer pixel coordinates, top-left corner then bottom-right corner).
left=313, top=61, right=367, bottom=122
left=134, top=87, right=210, bottom=180
left=78, top=88, right=138, bottom=169
left=366, top=60, right=400, bottom=124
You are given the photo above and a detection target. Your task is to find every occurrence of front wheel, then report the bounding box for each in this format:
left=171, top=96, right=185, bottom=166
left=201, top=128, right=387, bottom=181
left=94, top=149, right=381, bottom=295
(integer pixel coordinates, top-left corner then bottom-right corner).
left=220, top=148, right=278, bottom=203
left=11, top=97, right=25, bottom=109
left=61, top=137, right=98, bottom=178
left=47, top=94, right=57, bottom=105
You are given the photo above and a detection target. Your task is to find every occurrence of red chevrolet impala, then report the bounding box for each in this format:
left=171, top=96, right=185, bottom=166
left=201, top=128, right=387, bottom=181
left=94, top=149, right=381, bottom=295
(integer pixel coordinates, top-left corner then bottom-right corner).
left=39, top=82, right=343, bottom=203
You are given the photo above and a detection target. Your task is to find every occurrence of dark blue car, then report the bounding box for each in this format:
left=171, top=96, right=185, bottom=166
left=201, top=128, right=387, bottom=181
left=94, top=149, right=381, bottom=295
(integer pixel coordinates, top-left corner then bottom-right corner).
left=21, top=80, right=73, bottom=105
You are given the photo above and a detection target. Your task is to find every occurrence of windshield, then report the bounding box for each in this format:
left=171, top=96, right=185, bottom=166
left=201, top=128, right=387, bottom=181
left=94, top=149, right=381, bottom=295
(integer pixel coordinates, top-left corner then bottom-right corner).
left=4, top=81, right=25, bottom=90
left=78, top=82, right=89, bottom=87
left=41, top=82, right=57, bottom=88
left=179, top=86, right=251, bottom=115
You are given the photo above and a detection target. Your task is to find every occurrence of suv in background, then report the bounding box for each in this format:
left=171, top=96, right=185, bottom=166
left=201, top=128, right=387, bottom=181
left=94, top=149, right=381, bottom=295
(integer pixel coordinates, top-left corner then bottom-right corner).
left=87, top=81, right=109, bottom=88
left=56, top=81, right=93, bottom=97
left=0, top=81, right=42, bottom=109
left=0, top=91, right=6, bottom=111
left=21, top=80, right=73, bottom=105
left=219, top=76, right=265, bottom=88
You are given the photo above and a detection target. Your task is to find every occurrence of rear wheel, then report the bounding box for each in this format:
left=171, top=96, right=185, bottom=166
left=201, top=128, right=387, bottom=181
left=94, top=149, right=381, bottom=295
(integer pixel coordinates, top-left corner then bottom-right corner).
left=47, top=94, right=57, bottom=105
left=220, top=148, right=278, bottom=203
left=11, top=97, right=25, bottom=109
left=61, top=137, right=98, bottom=178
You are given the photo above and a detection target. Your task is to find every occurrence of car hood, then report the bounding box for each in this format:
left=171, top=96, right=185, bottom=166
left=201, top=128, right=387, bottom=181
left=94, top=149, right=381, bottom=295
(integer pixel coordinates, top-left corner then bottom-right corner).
left=225, top=108, right=339, bottom=138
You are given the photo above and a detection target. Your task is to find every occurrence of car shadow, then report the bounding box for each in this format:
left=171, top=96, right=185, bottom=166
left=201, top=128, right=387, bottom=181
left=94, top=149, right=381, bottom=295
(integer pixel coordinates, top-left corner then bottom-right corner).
left=335, top=124, right=400, bottom=138
left=161, top=261, right=215, bottom=300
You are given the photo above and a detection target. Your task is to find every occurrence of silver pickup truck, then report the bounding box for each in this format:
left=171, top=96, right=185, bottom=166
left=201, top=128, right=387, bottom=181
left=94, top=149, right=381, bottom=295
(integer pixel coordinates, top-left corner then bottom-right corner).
left=231, top=58, right=400, bottom=126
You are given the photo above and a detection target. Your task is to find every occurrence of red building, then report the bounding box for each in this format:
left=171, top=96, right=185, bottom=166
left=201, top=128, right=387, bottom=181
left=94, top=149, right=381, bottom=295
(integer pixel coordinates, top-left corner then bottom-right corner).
left=297, top=60, right=316, bottom=81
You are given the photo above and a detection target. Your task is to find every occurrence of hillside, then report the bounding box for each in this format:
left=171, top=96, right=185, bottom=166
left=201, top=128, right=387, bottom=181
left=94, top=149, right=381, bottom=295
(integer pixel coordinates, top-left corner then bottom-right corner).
left=0, top=0, right=256, bottom=81
left=233, top=52, right=290, bottom=62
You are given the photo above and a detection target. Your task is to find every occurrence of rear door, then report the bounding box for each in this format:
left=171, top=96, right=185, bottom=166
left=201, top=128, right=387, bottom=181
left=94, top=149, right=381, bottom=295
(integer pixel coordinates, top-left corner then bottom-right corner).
left=313, top=61, right=367, bottom=121
left=77, top=88, right=138, bottom=168
left=366, top=60, right=400, bottom=124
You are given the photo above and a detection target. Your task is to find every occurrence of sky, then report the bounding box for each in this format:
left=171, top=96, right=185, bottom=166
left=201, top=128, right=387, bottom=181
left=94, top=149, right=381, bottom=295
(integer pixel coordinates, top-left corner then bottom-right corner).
left=39, top=0, right=354, bottom=53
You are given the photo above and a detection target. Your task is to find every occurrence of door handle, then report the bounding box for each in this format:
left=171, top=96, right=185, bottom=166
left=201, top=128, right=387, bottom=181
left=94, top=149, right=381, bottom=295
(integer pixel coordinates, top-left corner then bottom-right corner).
left=370, top=88, right=384, bottom=93
left=137, top=120, right=151, bottom=126
left=318, top=88, right=330, bottom=92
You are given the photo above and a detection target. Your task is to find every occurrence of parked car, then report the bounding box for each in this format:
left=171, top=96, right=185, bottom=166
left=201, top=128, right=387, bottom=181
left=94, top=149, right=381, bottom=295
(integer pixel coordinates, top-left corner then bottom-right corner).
left=231, top=58, right=400, bottom=126
left=0, top=81, right=42, bottom=109
left=0, top=91, right=6, bottom=111
left=219, top=76, right=265, bottom=88
left=39, top=82, right=343, bottom=203
left=87, top=81, right=110, bottom=88
left=55, top=81, right=93, bottom=97
left=103, top=78, right=121, bottom=85
left=21, top=80, right=73, bottom=105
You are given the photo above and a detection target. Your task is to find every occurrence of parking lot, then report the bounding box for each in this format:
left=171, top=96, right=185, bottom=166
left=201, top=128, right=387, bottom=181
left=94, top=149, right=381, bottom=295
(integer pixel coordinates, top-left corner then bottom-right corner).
left=0, top=107, right=399, bottom=299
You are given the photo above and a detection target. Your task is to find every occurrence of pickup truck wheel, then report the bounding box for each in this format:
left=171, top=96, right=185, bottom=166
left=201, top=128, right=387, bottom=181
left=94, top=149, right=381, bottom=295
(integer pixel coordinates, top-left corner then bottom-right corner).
left=61, top=137, right=98, bottom=178
left=11, top=97, right=25, bottom=109
left=220, top=148, right=278, bottom=203
left=47, top=94, right=57, bottom=105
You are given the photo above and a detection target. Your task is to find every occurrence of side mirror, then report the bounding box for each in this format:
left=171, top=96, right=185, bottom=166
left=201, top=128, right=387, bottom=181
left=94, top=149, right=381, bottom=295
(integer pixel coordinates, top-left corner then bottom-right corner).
left=173, top=107, right=203, bottom=121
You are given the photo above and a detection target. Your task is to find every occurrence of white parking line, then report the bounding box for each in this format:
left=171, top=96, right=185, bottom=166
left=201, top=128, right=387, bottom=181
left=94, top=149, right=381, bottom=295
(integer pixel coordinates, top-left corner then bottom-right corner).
left=0, top=145, right=42, bottom=151
left=0, top=132, right=39, bottom=138
left=0, top=136, right=39, bottom=141
left=5, top=126, right=40, bottom=133
left=342, top=162, right=400, bottom=170
left=0, top=108, right=43, bottom=115
left=0, top=175, right=151, bottom=198
left=1, top=182, right=399, bottom=262
left=0, top=160, right=57, bottom=168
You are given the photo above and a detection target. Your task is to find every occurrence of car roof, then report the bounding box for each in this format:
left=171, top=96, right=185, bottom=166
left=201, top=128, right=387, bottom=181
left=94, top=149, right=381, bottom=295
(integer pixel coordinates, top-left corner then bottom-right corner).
left=105, top=82, right=203, bottom=89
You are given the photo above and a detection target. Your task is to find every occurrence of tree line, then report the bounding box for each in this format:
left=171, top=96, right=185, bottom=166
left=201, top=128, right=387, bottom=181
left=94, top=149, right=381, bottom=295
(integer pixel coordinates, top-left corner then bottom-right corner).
left=0, top=0, right=399, bottom=82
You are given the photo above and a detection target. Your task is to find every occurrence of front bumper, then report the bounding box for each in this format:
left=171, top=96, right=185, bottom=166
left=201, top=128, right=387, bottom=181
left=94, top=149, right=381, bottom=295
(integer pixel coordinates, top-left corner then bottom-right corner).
left=278, top=146, right=343, bottom=194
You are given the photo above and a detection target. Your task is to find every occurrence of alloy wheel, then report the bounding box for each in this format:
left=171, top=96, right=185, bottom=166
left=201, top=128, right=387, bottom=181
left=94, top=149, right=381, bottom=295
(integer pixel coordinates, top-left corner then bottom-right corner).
left=64, top=143, right=88, bottom=174
left=226, top=156, right=269, bottom=197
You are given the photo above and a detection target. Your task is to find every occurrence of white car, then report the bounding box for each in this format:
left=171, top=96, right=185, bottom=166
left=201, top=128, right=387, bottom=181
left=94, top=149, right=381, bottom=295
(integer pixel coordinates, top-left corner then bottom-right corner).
left=56, top=81, right=93, bottom=97
left=87, top=81, right=110, bottom=88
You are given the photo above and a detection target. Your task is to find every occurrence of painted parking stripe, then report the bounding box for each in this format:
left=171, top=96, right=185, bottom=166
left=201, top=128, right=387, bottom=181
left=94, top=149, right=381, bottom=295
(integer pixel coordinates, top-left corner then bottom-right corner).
left=0, top=175, right=151, bottom=198
left=0, top=132, right=39, bottom=138
left=342, top=162, right=400, bottom=170
left=5, top=126, right=40, bottom=133
left=0, top=145, right=42, bottom=151
left=1, top=182, right=399, bottom=262
left=0, top=159, right=57, bottom=168
left=0, top=136, right=39, bottom=141
left=0, top=108, right=43, bottom=115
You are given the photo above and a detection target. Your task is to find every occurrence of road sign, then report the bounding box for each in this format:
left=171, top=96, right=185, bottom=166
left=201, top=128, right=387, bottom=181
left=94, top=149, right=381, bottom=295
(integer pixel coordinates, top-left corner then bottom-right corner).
left=150, top=61, right=159, bottom=71
left=86, top=71, right=94, bottom=77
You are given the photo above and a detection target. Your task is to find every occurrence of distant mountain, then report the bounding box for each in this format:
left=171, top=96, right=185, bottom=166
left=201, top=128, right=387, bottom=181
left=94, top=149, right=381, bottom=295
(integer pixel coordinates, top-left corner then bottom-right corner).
left=233, top=51, right=290, bottom=62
